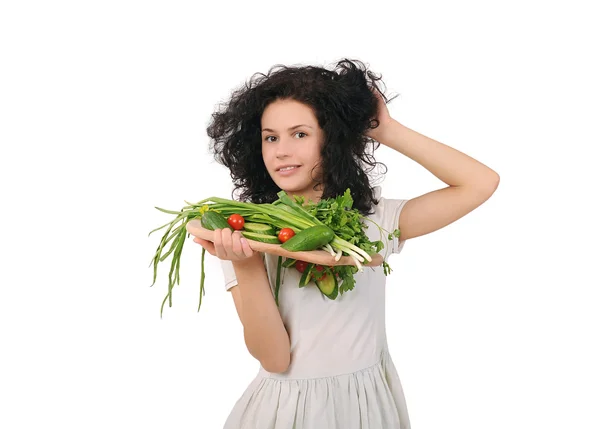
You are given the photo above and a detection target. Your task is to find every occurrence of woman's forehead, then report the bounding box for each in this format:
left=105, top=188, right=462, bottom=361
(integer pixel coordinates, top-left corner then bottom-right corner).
left=261, top=100, right=318, bottom=130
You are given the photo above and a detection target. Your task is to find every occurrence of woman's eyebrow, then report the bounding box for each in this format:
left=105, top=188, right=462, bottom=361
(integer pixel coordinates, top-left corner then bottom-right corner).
left=261, top=124, right=313, bottom=132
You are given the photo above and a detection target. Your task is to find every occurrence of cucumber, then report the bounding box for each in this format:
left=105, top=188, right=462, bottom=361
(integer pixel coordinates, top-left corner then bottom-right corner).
left=201, top=211, right=232, bottom=231
left=315, top=271, right=339, bottom=300
left=298, top=263, right=315, bottom=287
left=281, top=225, right=335, bottom=252
left=241, top=231, right=280, bottom=244
left=282, top=258, right=297, bottom=268
left=243, top=222, right=276, bottom=236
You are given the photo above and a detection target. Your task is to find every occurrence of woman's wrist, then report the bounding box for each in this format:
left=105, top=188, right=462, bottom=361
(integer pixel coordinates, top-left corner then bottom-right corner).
left=231, top=252, right=263, bottom=269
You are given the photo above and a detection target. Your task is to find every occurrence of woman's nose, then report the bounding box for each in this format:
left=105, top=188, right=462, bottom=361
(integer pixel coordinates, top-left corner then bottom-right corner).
left=275, top=137, right=293, bottom=158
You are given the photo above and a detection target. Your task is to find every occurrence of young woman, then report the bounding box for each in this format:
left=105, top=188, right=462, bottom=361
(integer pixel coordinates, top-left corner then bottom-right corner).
left=193, top=58, right=499, bottom=429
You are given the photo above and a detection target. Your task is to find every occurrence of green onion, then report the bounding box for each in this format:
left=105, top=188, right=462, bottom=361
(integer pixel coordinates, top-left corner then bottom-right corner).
left=275, top=256, right=282, bottom=306
left=198, top=248, right=206, bottom=311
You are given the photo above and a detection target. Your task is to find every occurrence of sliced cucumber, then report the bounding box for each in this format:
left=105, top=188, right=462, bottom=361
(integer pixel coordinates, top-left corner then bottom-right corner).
left=243, top=222, right=276, bottom=236
left=282, top=258, right=297, bottom=268
left=240, top=231, right=280, bottom=244
left=315, top=271, right=339, bottom=300
left=298, top=263, right=315, bottom=287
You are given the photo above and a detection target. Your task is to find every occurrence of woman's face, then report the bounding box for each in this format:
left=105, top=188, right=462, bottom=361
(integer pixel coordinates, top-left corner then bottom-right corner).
left=261, top=98, right=325, bottom=203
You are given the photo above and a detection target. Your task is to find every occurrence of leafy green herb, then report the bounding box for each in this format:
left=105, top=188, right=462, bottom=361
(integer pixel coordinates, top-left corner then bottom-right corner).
left=302, top=188, right=381, bottom=258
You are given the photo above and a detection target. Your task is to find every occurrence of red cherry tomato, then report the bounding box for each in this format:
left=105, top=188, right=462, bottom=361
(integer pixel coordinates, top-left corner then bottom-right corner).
left=315, top=265, right=326, bottom=281
left=227, top=214, right=245, bottom=230
left=295, top=260, right=308, bottom=273
left=278, top=228, right=295, bottom=243
left=328, top=266, right=340, bottom=277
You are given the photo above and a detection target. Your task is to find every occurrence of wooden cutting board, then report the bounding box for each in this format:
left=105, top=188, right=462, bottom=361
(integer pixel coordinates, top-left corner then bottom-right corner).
left=185, top=219, right=383, bottom=267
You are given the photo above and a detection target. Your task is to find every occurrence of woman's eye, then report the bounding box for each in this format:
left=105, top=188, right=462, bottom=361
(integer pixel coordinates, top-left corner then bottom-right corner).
left=265, top=132, right=307, bottom=142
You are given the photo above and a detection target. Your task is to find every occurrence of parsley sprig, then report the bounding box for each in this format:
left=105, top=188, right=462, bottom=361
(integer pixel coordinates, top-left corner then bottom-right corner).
left=294, top=189, right=401, bottom=293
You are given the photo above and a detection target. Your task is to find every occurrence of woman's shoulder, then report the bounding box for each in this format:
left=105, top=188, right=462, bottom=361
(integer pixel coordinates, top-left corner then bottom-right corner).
left=369, top=186, right=408, bottom=219
left=368, top=186, right=410, bottom=257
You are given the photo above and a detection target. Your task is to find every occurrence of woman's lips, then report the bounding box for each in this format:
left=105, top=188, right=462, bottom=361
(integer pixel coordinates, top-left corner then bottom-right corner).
left=277, top=165, right=300, bottom=176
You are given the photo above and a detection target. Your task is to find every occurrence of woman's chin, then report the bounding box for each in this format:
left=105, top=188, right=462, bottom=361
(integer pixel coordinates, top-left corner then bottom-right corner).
left=274, top=183, right=303, bottom=194
left=273, top=178, right=303, bottom=191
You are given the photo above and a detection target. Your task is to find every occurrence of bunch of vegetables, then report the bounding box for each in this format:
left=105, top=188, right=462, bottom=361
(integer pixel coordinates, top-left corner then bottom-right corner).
left=149, top=189, right=400, bottom=317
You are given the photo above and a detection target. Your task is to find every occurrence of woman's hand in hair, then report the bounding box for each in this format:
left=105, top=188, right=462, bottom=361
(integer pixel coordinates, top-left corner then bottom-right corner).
left=365, top=87, right=395, bottom=141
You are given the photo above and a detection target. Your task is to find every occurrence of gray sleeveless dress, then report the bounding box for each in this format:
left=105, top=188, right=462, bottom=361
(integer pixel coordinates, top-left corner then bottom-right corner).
left=220, top=187, right=412, bottom=429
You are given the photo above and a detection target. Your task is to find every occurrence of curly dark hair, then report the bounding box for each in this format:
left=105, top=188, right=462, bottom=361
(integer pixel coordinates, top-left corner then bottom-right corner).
left=206, top=58, right=399, bottom=215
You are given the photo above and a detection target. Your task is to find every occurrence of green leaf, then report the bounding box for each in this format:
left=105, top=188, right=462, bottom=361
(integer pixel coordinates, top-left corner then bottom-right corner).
left=373, top=240, right=384, bottom=253
left=275, top=256, right=283, bottom=306
left=383, top=261, right=393, bottom=276
left=155, top=206, right=186, bottom=215
left=198, top=248, right=206, bottom=312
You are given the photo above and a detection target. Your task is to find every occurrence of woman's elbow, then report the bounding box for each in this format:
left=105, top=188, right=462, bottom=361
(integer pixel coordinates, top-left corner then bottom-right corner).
left=262, top=353, right=290, bottom=374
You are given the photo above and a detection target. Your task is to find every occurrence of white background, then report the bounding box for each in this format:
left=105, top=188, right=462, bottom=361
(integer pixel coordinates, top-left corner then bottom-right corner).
left=1, top=1, right=598, bottom=428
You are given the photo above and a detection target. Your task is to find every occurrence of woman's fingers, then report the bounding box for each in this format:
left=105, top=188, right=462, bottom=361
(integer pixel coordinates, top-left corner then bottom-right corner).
left=193, top=237, right=216, bottom=256
left=213, top=228, right=225, bottom=258
left=232, top=231, right=255, bottom=259
left=241, top=237, right=254, bottom=258
left=200, top=228, right=254, bottom=261
left=231, top=231, right=243, bottom=256
left=221, top=228, right=233, bottom=258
